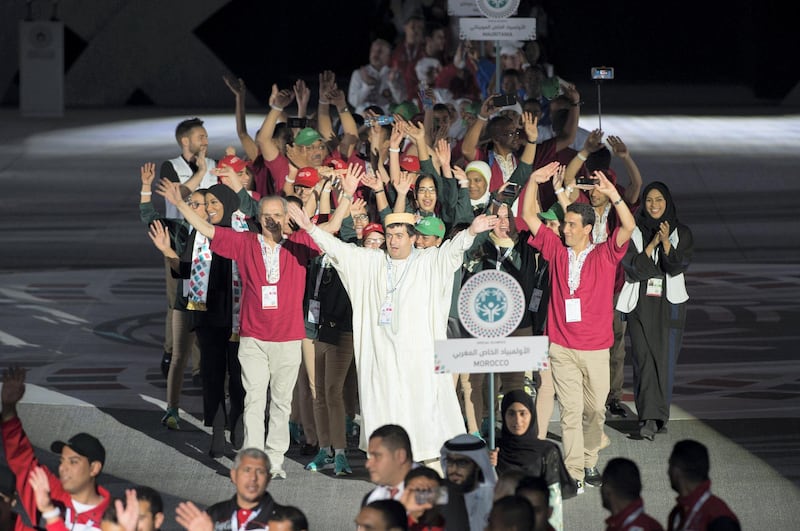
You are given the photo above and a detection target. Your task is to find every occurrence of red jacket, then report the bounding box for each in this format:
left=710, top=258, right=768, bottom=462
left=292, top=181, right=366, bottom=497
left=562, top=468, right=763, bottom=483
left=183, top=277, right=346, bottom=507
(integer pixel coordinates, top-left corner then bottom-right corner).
left=1, top=417, right=110, bottom=531
left=606, top=498, right=663, bottom=531
left=667, top=481, right=738, bottom=531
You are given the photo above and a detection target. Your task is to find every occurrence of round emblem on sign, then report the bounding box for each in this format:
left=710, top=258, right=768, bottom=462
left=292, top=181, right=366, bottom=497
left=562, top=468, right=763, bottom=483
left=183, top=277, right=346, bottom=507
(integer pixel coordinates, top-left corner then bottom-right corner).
left=28, top=25, right=54, bottom=49
left=477, top=0, right=520, bottom=19
left=458, top=269, right=525, bottom=338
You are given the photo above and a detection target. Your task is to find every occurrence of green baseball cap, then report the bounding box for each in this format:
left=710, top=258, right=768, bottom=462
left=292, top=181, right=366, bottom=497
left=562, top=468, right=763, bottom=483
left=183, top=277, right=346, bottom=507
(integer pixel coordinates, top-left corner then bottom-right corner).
left=391, top=101, right=420, bottom=121
left=538, top=202, right=564, bottom=222
left=294, top=127, right=322, bottom=146
left=416, top=216, right=445, bottom=238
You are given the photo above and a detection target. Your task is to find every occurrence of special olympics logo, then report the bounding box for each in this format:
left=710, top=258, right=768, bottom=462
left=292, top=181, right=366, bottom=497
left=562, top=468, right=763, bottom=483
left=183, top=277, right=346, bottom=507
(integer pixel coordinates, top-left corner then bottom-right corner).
left=477, top=0, right=519, bottom=18
left=474, top=287, right=508, bottom=323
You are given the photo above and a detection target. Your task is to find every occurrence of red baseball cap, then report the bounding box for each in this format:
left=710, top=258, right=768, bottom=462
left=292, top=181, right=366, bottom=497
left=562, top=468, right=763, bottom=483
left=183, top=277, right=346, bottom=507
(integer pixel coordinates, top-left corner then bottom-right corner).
left=295, top=167, right=320, bottom=188
left=362, top=223, right=384, bottom=240
left=399, top=155, right=420, bottom=172
left=217, top=154, right=247, bottom=173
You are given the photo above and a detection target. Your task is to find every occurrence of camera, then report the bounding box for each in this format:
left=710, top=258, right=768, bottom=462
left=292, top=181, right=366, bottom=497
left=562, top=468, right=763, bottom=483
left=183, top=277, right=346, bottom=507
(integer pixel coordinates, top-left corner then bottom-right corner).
left=591, top=67, right=615, bottom=81
left=576, top=174, right=599, bottom=188
left=287, top=117, right=308, bottom=128
left=414, top=487, right=449, bottom=506
left=502, top=182, right=520, bottom=198
left=492, top=94, right=517, bottom=108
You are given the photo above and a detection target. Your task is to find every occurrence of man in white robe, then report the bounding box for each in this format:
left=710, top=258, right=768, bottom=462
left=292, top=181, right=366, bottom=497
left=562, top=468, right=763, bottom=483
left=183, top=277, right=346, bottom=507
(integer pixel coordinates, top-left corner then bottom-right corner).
left=288, top=207, right=498, bottom=461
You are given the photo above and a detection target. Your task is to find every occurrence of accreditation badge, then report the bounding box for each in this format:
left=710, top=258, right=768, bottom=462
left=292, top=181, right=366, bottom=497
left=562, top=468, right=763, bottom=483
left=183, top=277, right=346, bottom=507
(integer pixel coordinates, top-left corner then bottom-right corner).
left=261, top=285, right=278, bottom=309
left=565, top=298, right=582, bottom=322
left=646, top=278, right=664, bottom=297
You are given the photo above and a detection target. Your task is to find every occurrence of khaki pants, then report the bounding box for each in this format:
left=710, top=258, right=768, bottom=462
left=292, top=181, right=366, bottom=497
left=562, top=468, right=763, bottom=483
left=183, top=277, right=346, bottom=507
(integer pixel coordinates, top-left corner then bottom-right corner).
left=548, top=342, right=609, bottom=480
left=239, top=337, right=301, bottom=471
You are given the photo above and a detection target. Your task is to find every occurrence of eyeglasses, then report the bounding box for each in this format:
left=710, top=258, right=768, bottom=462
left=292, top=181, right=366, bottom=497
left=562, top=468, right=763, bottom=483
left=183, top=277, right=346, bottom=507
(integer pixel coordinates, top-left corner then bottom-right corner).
left=500, top=130, right=522, bottom=138
left=353, top=214, right=369, bottom=221
left=417, top=187, right=436, bottom=195
left=364, top=237, right=385, bottom=245
left=185, top=200, right=206, bottom=209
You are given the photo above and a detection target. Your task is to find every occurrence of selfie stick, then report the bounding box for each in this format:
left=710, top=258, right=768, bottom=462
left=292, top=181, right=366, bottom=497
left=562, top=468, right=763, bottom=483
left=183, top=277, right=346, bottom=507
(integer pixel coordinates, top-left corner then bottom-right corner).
left=596, top=80, right=603, bottom=130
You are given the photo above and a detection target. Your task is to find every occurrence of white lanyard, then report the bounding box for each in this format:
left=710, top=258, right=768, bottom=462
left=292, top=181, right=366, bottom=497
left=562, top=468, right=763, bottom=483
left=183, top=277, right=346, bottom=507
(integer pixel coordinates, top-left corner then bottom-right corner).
left=621, top=507, right=644, bottom=528
left=495, top=246, right=513, bottom=270
left=385, top=252, right=416, bottom=299
left=567, top=244, right=595, bottom=296
left=672, top=491, right=711, bottom=531
left=258, top=235, right=283, bottom=284
left=63, top=508, right=96, bottom=531
left=230, top=507, right=261, bottom=531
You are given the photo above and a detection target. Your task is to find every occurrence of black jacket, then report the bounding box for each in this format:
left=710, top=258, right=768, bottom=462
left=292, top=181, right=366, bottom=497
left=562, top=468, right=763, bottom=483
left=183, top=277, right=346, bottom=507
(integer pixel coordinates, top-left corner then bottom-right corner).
left=206, top=493, right=276, bottom=530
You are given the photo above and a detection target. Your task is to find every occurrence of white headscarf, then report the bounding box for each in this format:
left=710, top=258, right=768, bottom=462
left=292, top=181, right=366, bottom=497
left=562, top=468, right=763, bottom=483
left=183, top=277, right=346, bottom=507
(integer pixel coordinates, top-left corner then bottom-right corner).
left=465, top=160, right=492, bottom=208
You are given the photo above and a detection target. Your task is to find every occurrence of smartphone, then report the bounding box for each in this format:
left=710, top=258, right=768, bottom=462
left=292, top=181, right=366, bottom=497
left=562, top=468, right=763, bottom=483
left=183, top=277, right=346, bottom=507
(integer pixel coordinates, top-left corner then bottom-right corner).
left=576, top=175, right=599, bottom=187
left=414, top=487, right=449, bottom=506
left=591, top=66, right=615, bottom=80
left=492, top=94, right=517, bottom=108
left=502, top=182, right=520, bottom=198
left=287, top=117, right=308, bottom=128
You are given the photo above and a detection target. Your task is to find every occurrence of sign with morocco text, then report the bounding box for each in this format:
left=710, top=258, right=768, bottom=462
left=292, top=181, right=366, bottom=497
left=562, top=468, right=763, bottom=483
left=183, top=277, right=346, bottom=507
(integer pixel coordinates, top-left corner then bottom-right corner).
left=435, top=336, right=549, bottom=374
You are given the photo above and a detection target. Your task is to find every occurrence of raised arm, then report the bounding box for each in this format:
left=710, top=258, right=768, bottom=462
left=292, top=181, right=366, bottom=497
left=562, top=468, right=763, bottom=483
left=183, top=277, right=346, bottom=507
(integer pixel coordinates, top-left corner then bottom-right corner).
left=223, top=75, right=258, bottom=161
left=555, top=83, right=581, bottom=152
left=592, top=170, right=635, bottom=247
left=521, top=161, right=561, bottom=235
left=327, top=88, right=358, bottom=158
left=256, top=85, right=293, bottom=162
left=157, top=179, right=216, bottom=239
left=361, top=167, right=390, bottom=212
left=518, top=111, right=538, bottom=165
left=317, top=70, right=337, bottom=141
left=607, top=135, right=643, bottom=204
left=461, top=95, right=496, bottom=162
left=318, top=164, right=362, bottom=234
left=563, top=128, right=603, bottom=201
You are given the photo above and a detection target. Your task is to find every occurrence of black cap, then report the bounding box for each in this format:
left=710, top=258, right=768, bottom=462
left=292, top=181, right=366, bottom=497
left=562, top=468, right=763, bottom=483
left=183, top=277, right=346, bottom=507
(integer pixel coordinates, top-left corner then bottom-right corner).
left=51, top=433, right=105, bottom=466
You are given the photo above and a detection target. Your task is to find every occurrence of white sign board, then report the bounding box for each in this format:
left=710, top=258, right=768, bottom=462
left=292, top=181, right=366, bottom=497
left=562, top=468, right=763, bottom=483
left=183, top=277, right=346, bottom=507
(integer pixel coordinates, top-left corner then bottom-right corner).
left=435, top=336, right=549, bottom=374
left=448, top=0, right=482, bottom=16
left=19, top=21, right=64, bottom=117
left=459, top=17, right=536, bottom=41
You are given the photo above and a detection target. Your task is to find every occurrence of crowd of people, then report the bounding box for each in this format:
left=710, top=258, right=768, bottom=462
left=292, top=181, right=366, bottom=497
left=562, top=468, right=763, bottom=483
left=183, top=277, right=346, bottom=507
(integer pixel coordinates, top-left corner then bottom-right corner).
left=0, top=4, right=726, bottom=531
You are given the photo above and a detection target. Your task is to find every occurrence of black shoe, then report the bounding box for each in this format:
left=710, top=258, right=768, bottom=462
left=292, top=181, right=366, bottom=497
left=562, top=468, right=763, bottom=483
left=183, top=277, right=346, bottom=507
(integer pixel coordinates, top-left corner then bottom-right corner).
left=209, top=427, right=225, bottom=458
left=584, top=467, right=602, bottom=487
left=300, top=443, right=319, bottom=456
left=640, top=420, right=657, bottom=441
left=160, top=352, right=172, bottom=379
left=607, top=398, right=627, bottom=417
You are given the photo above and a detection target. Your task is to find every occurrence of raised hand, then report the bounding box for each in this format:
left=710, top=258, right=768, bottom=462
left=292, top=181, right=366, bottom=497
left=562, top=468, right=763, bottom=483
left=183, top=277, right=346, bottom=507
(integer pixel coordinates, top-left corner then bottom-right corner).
left=222, top=75, right=246, bottom=98
left=195, top=146, right=208, bottom=172
left=607, top=135, right=629, bottom=158
left=552, top=164, right=566, bottom=190
left=212, top=165, right=242, bottom=191
left=28, top=466, right=54, bottom=513
left=392, top=170, right=414, bottom=196
left=479, top=94, right=499, bottom=119
left=285, top=144, right=310, bottom=170
left=325, top=88, right=347, bottom=110
left=584, top=129, right=604, bottom=153
left=140, top=162, right=156, bottom=186
left=389, top=119, right=406, bottom=149
left=115, top=489, right=141, bottom=531
left=287, top=202, right=314, bottom=232
left=319, top=70, right=337, bottom=96
left=273, top=88, right=295, bottom=110
left=591, top=170, right=619, bottom=199
left=434, top=138, right=451, bottom=170
left=406, top=121, right=426, bottom=144
left=341, top=163, right=363, bottom=196
left=148, top=221, right=172, bottom=254
left=1, top=366, right=26, bottom=408
left=175, top=501, right=214, bottom=531
left=522, top=111, right=539, bottom=144
left=530, top=161, right=561, bottom=184
left=361, top=168, right=384, bottom=191
left=294, top=79, right=310, bottom=110
left=452, top=165, right=467, bottom=182
left=350, top=197, right=367, bottom=217
left=156, top=178, right=184, bottom=206
left=469, top=213, right=499, bottom=235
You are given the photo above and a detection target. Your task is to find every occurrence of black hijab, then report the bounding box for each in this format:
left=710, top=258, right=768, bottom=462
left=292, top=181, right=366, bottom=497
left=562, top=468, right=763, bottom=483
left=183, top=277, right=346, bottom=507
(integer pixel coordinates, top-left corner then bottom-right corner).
left=497, top=390, right=542, bottom=473
left=206, top=183, right=240, bottom=228
left=636, top=181, right=678, bottom=242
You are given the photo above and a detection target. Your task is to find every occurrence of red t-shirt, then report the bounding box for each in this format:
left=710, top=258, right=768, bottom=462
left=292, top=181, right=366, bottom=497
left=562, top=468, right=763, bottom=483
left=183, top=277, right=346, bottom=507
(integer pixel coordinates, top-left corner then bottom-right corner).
left=210, top=228, right=318, bottom=342
left=530, top=226, right=628, bottom=350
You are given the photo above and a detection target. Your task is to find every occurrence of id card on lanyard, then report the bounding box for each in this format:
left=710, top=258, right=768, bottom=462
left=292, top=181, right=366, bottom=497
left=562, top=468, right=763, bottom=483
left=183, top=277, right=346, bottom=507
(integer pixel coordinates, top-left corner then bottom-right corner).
left=307, top=258, right=327, bottom=323
left=565, top=244, right=594, bottom=323
left=259, top=235, right=282, bottom=310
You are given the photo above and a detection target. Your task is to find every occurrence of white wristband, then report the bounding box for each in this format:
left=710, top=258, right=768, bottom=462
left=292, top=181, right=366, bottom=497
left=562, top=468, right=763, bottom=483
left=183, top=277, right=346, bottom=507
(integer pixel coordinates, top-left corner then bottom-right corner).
left=318, top=100, right=329, bottom=105
left=577, top=152, right=588, bottom=162
left=140, top=191, right=152, bottom=196
left=554, top=187, right=565, bottom=195
left=477, top=114, right=488, bottom=121
left=270, top=104, right=284, bottom=112
left=458, top=179, right=469, bottom=189
left=41, top=508, right=61, bottom=520
left=285, top=177, right=295, bottom=184
left=388, top=148, right=400, bottom=153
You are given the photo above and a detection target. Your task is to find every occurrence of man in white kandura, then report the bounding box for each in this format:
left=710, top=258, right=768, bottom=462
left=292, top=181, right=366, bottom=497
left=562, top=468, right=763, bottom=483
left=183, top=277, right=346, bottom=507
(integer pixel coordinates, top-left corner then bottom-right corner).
left=288, top=205, right=498, bottom=462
